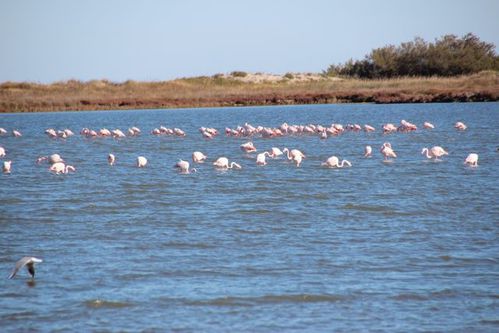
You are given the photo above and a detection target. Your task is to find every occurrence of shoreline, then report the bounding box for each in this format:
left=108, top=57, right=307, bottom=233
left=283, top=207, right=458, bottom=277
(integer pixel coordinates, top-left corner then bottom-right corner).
left=1, top=72, right=498, bottom=113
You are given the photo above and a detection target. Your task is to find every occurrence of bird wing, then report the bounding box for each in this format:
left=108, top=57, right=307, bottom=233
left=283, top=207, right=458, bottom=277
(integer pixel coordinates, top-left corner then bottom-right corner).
left=8, top=257, right=31, bottom=279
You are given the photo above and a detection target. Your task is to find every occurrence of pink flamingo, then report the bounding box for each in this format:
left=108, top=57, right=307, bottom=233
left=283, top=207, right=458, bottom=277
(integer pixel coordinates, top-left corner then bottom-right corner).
left=137, top=156, right=148, bottom=168
left=464, top=153, right=478, bottom=167
left=64, top=129, right=74, bottom=137
left=364, top=124, right=376, bottom=132
left=0, top=146, right=5, bottom=157
left=282, top=148, right=305, bottom=160
left=455, top=121, right=467, bottom=130
left=321, top=156, right=352, bottom=168
left=175, top=159, right=197, bottom=174
left=99, top=128, right=112, bottom=136
left=174, top=128, right=186, bottom=137
left=283, top=148, right=305, bottom=167
left=3, top=160, right=12, bottom=173
left=128, top=127, right=141, bottom=136
left=256, top=152, right=270, bottom=166
left=268, top=147, right=283, bottom=158
left=12, top=130, right=22, bottom=137
left=0, top=128, right=7, bottom=135
left=421, top=146, right=448, bottom=160
left=423, top=122, right=435, bottom=129
left=108, top=154, right=116, bottom=166
left=380, top=142, right=397, bottom=161
left=364, top=145, right=372, bottom=158
left=201, top=130, right=214, bottom=139
left=213, top=157, right=242, bottom=169
left=192, top=151, right=207, bottom=163
left=112, top=129, right=126, bottom=138
left=240, top=142, right=257, bottom=153
left=45, top=128, right=57, bottom=138
left=49, top=162, right=76, bottom=174
left=49, top=154, right=64, bottom=164
left=383, top=123, right=397, bottom=134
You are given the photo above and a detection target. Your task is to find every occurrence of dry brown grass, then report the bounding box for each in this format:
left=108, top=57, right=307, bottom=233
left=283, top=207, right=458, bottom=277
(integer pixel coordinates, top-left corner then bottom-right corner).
left=1, top=71, right=498, bottom=112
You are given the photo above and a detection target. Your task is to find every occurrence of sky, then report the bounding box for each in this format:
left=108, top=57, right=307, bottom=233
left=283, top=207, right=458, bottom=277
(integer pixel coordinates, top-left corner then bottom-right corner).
left=1, top=0, right=498, bottom=83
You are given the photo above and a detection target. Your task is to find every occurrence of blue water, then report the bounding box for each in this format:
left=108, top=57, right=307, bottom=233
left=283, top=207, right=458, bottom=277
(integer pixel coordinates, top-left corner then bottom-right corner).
left=0, top=103, right=498, bottom=332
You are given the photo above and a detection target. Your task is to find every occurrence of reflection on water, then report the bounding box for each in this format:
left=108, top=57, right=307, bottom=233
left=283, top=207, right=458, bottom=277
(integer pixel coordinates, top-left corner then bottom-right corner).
left=0, top=103, right=498, bottom=332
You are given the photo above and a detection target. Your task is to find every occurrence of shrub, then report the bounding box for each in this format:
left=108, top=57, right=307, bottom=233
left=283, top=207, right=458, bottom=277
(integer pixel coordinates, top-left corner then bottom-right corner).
left=231, top=71, right=248, bottom=77
left=324, top=33, right=499, bottom=78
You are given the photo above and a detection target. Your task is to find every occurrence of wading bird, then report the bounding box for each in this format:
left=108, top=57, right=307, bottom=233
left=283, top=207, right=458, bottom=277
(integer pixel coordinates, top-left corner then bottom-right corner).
left=421, top=146, right=448, bottom=160
left=464, top=153, right=478, bottom=167
left=321, top=156, right=352, bottom=168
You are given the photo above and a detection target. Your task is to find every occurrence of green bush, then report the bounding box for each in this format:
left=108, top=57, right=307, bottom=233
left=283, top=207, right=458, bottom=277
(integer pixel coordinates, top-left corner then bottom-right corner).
left=284, top=73, right=294, bottom=79
left=324, top=33, right=499, bottom=78
left=231, top=71, right=248, bottom=77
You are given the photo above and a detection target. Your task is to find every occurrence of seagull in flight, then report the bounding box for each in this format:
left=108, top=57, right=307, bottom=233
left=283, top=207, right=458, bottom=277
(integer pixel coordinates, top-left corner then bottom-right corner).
left=8, top=257, right=43, bottom=279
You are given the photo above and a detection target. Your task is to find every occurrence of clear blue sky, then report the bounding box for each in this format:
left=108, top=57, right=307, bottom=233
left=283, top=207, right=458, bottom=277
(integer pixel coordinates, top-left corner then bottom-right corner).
left=1, top=0, right=498, bottom=83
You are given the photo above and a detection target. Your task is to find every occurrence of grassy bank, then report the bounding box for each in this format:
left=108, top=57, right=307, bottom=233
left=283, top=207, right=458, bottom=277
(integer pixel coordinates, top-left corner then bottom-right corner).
left=1, top=71, right=498, bottom=113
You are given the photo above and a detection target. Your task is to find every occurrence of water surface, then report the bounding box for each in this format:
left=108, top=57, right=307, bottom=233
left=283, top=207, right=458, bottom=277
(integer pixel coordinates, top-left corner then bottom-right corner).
left=1, top=103, right=498, bottom=332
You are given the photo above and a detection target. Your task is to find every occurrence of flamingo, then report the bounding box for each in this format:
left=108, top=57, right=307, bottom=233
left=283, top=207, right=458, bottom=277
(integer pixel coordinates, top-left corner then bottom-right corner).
left=108, top=154, right=115, bottom=166
left=364, top=145, right=372, bottom=158
left=455, top=121, right=467, bottom=130
left=423, top=122, right=435, bottom=129
left=57, top=130, right=68, bottom=139
left=192, top=151, right=207, bottom=163
left=399, top=119, right=417, bottom=132
left=282, top=148, right=305, bottom=160
left=364, top=124, right=376, bottom=132
left=240, top=142, right=257, bottom=153
left=0, top=128, right=7, bottom=135
left=8, top=257, right=43, bottom=279
left=112, top=129, right=126, bottom=138
left=3, top=160, right=12, bottom=173
left=128, top=127, right=141, bottom=136
left=321, top=156, right=352, bottom=168
left=49, top=162, right=76, bottom=174
left=201, top=130, right=214, bottom=139
left=256, top=152, right=270, bottom=166
left=383, top=123, right=397, bottom=134
left=64, top=129, right=74, bottom=136
left=99, top=128, right=112, bottom=136
left=213, top=157, right=242, bottom=169
left=174, top=128, right=186, bottom=137
left=283, top=148, right=306, bottom=167
left=12, top=130, right=22, bottom=137
left=380, top=142, right=397, bottom=161
left=421, top=146, right=448, bottom=160
left=268, top=147, right=283, bottom=158
left=45, top=128, right=57, bottom=138
left=175, top=159, right=197, bottom=174
left=137, top=156, right=148, bottom=168
left=0, top=146, right=5, bottom=157
left=49, top=154, right=64, bottom=164
left=464, top=153, right=478, bottom=167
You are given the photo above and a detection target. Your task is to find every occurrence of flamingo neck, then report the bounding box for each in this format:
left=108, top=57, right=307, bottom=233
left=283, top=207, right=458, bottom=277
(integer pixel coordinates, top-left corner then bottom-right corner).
left=340, top=160, right=351, bottom=167
left=283, top=148, right=292, bottom=160
left=422, top=148, right=431, bottom=158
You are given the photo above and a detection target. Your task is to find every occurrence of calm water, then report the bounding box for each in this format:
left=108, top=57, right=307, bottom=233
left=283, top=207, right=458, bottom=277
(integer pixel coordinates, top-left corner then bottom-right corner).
left=0, top=103, right=498, bottom=332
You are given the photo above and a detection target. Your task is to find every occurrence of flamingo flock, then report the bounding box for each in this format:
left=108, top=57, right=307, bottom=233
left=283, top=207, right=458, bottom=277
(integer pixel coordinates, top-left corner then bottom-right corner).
left=0, top=119, right=484, bottom=176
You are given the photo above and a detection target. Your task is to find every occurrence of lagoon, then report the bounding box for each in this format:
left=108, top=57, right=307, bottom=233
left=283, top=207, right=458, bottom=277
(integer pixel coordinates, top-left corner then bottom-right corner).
left=0, top=103, right=498, bottom=332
